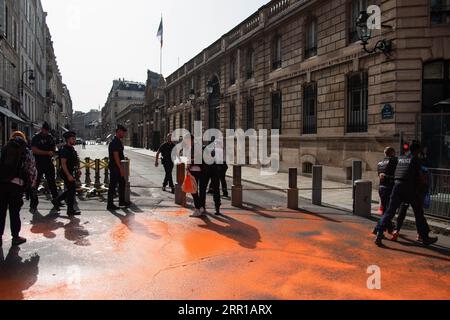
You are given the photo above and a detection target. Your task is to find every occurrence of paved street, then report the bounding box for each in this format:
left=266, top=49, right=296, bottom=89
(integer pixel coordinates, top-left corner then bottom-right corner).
left=0, top=144, right=449, bottom=300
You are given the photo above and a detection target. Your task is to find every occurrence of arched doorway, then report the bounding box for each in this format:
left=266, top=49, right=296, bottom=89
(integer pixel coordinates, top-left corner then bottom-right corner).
left=208, top=75, right=221, bottom=129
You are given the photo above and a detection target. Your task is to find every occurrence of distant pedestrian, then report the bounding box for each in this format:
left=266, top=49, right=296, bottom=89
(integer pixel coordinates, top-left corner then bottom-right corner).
left=82, top=141, right=86, bottom=149
left=107, top=125, right=130, bottom=211
left=30, top=122, right=61, bottom=212
left=0, top=131, right=37, bottom=246
left=56, top=131, right=81, bottom=217
left=155, top=134, right=175, bottom=194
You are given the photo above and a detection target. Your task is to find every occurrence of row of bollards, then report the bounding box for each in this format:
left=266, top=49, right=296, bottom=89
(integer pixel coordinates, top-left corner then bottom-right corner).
left=173, top=161, right=372, bottom=219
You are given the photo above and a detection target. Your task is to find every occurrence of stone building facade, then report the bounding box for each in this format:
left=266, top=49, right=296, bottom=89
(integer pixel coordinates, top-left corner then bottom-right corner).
left=143, top=70, right=166, bottom=150
left=116, top=103, right=144, bottom=147
left=0, top=0, right=72, bottom=146
left=101, top=79, right=145, bottom=139
left=164, top=0, right=450, bottom=183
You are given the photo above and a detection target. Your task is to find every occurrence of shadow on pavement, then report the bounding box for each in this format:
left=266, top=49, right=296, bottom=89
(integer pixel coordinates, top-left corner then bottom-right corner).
left=198, top=213, right=262, bottom=249
left=30, top=211, right=65, bottom=239
left=63, top=217, right=91, bottom=247
left=0, top=247, right=40, bottom=300
left=110, top=210, right=161, bottom=241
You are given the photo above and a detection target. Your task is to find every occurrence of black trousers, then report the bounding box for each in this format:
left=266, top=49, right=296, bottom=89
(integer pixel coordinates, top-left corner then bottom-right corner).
left=162, top=162, right=175, bottom=188
left=377, top=182, right=430, bottom=238
left=31, top=161, right=59, bottom=208
left=57, top=175, right=76, bottom=211
left=190, top=171, right=203, bottom=210
left=0, top=183, right=24, bottom=238
left=208, top=164, right=228, bottom=195
left=108, top=169, right=125, bottom=206
left=201, top=165, right=221, bottom=209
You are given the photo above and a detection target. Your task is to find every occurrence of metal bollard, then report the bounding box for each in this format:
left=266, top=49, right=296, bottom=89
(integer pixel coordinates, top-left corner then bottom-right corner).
left=85, top=158, right=91, bottom=186
left=287, top=168, right=298, bottom=210
left=103, top=158, right=110, bottom=186
left=231, top=165, right=243, bottom=208
left=312, top=165, right=323, bottom=206
left=175, top=163, right=186, bottom=207
left=94, top=159, right=101, bottom=189
left=353, top=180, right=372, bottom=218
left=121, top=160, right=131, bottom=203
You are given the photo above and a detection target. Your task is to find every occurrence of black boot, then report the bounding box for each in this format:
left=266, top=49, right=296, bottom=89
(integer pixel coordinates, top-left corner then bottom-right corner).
left=374, top=231, right=384, bottom=247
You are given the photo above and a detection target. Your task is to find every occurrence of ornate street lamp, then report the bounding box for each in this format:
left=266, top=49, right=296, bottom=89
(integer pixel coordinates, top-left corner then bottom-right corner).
left=206, top=81, right=214, bottom=95
left=189, top=89, right=196, bottom=101
left=19, top=70, right=36, bottom=95
left=356, top=11, right=392, bottom=56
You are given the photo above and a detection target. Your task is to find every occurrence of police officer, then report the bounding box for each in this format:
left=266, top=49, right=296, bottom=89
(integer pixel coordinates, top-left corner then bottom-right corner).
left=30, top=122, right=61, bottom=212
left=107, top=125, right=130, bottom=211
left=375, top=142, right=438, bottom=247
left=155, top=134, right=175, bottom=193
left=372, top=147, right=398, bottom=235
left=56, top=131, right=81, bottom=216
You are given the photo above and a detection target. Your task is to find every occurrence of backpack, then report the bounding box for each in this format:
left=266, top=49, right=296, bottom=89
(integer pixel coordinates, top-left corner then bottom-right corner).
left=0, top=138, right=27, bottom=183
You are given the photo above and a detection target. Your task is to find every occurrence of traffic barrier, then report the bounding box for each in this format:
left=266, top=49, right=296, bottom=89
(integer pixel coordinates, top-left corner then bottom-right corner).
left=354, top=180, right=372, bottom=218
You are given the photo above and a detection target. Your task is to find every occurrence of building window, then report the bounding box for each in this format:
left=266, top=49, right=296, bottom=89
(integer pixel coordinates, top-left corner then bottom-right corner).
left=173, top=115, right=176, bottom=131
left=423, top=60, right=450, bottom=113
left=272, top=91, right=282, bottom=132
left=303, top=83, right=317, bottom=134
left=347, top=72, right=368, bottom=133
left=230, top=55, right=236, bottom=85
left=272, top=35, right=282, bottom=70
left=349, top=0, right=369, bottom=43
left=303, top=162, right=314, bottom=175
left=229, top=102, right=236, bottom=129
left=431, top=0, right=450, bottom=25
left=305, top=18, right=318, bottom=59
left=179, top=85, right=183, bottom=104
left=179, top=113, right=184, bottom=129
left=246, top=48, right=255, bottom=79
left=246, top=98, right=255, bottom=130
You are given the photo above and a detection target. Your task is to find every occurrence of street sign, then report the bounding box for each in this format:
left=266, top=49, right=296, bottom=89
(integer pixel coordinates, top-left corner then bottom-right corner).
left=381, top=104, right=394, bottom=120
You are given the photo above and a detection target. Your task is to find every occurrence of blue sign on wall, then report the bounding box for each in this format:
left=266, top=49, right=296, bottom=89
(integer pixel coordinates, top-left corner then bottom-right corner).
left=382, top=104, right=394, bottom=120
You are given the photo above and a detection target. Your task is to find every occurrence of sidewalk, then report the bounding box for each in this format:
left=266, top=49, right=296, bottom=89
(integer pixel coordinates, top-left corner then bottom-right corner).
left=126, top=147, right=450, bottom=235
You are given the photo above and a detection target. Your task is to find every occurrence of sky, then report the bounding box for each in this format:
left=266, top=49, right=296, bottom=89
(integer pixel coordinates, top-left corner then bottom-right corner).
left=41, top=0, right=269, bottom=113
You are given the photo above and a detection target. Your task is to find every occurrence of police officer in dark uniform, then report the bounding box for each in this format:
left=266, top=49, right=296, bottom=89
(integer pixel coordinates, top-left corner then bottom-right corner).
left=155, top=134, right=175, bottom=193
left=107, top=125, right=130, bottom=211
left=56, top=131, right=81, bottom=216
left=375, top=142, right=438, bottom=247
left=30, top=122, right=61, bottom=212
left=372, top=147, right=398, bottom=235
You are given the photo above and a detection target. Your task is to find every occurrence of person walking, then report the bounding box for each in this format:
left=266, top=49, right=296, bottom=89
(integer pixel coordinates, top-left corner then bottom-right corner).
left=30, top=122, right=61, bottom=212
left=107, top=125, right=130, bottom=211
left=199, top=139, right=221, bottom=216
left=56, top=131, right=81, bottom=217
left=155, top=134, right=175, bottom=194
left=0, top=131, right=37, bottom=246
left=372, top=147, right=398, bottom=235
left=374, top=142, right=438, bottom=247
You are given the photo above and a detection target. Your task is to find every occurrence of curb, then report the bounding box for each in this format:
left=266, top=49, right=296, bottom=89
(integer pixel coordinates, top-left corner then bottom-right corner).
left=229, top=174, right=450, bottom=237
left=127, top=149, right=450, bottom=237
